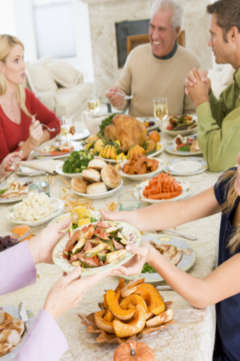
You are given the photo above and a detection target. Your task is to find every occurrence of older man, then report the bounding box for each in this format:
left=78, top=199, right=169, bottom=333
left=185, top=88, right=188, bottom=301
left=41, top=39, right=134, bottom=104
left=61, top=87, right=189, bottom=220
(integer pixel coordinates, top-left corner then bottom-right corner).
left=106, top=0, right=199, bottom=117
left=186, top=0, right=240, bottom=172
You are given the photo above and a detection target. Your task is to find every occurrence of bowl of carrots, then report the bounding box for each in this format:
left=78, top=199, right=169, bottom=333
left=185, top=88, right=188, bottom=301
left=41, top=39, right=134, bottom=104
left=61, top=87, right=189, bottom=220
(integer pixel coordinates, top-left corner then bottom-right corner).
left=134, top=172, right=190, bottom=203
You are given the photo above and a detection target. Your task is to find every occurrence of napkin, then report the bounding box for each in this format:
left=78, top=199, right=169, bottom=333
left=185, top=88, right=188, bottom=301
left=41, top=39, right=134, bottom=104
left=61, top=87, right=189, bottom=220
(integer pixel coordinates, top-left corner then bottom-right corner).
left=20, top=160, right=62, bottom=174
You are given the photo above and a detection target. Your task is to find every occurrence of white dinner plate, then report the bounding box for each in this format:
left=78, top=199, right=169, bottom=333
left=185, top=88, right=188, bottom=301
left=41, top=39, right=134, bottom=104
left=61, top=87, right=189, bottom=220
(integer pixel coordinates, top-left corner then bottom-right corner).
left=124, top=233, right=196, bottom=283
left=52, top=220, right=141, bottom=274
left=35, top=140, right=74, bottom=159
left=0, top=305, right=34, bottom=360
left=67, top=128, right=90, bottom=141
left=135, top=179, right=190, bottom=204
left=8, top=198, right=65, bottom=227
left=55, top=161, right=84, bottom=178
left=71, top=179, right=123, bottom=200
left=165, top=157, right=208, bottom=176
left=147, top=142, right=164, bottom=157
left=0, top=180, right=30, bottom=204
left=163, top=114, right=198, bottom=137
left=138, top=117, right=159, bottom=131
left=120, top=158, right=165, bottom=181
left=165, top=140, right=202, bottom=156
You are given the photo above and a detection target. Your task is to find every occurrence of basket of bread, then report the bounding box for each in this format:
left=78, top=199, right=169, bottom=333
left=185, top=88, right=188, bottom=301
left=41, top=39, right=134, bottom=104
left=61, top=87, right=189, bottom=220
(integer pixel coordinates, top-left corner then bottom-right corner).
left=79, top=278, right=173, bottom=344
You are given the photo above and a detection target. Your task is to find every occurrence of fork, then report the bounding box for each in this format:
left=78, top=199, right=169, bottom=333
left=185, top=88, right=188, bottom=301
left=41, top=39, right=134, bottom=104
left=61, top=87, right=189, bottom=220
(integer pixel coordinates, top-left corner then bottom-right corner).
left=115, top=92, right=135, bottom=100
left=41, top=123, right=57, bottom=133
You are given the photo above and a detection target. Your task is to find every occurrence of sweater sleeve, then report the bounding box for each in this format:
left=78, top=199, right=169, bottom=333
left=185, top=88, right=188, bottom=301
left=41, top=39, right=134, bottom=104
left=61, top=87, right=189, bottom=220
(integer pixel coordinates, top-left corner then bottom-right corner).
left=25, top=89, right=61, bottom=138
left=115, top=53, right=133, bottom=111
left=0, top=121, right=10, bottom=163
left=0, top=242, right=36, bottom=295
left=197, top=101, right=240, bottom=172
left=14, top=310, right=68, bottom=361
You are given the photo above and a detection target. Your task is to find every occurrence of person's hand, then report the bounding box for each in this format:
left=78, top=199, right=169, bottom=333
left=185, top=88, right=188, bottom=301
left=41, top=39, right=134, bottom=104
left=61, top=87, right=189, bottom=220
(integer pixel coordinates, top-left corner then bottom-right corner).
left=27, top=217, right=71, bottom=264
left=185, top=68, right=211, bottom=95
left=112, top=243, right=153, bottom=277
left=0, top=151, right=23, bottom=175
left=29, top=119, right=43, bottom=147
left=43, top=267, right=112, bottom=318
left=106, top=86, right=126, bottom=108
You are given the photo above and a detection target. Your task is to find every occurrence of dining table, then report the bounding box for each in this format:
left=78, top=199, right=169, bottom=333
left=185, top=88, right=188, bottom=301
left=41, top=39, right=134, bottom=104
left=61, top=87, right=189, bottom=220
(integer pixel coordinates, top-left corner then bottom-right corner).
left=0, top=114, right=222, bottom=361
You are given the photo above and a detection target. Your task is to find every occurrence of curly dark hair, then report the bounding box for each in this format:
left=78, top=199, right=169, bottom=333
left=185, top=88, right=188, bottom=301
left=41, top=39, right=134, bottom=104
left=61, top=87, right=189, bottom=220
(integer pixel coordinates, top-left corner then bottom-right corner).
left=207, top=0, right=240, bottom=41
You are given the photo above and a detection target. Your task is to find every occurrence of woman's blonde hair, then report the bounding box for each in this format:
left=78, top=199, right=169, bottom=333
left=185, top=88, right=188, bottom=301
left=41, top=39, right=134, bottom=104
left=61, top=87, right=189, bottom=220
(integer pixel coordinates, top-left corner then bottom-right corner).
left=219, top=168, right=240, bottom=252
left=0, top=34, right=32, bottom=117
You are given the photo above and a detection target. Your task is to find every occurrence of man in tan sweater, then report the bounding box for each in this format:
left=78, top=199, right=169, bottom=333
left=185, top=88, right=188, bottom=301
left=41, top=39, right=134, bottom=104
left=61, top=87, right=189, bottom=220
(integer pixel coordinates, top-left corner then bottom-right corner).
left=106, top=0, right=199, bottom=117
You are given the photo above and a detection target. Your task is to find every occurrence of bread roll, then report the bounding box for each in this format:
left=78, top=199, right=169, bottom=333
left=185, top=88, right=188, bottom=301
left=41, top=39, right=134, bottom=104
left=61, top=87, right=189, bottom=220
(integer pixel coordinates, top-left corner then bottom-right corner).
left=81, top=168, right=100, bottom=183
left=101, top=164, right=122, bottom=189
left=71, top=177, right=88, bottom=193
left=86, top=182, right=107, bottom=195
left=88, top=158, right=107, bottom=170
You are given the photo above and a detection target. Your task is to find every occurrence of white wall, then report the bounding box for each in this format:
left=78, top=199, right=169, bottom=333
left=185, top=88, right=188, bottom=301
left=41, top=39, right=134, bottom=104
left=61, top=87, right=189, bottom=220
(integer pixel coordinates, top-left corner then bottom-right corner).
left=0, top=0, right=16, bottom=35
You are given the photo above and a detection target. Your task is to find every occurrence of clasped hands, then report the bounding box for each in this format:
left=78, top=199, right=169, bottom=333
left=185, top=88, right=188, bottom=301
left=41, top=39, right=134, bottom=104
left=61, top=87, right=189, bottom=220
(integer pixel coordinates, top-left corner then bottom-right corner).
left=185, top=68, right=211, bottom=108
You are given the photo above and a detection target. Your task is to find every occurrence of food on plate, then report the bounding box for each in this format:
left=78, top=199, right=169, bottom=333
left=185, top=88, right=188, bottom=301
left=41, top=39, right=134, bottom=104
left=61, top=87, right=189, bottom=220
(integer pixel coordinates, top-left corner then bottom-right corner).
left=85, top=115, right=162, bottom=161
left=71, top=205, right=98, bottom=228
left=143, top=172, right=182, bottom=200
left=79, top=278, right=173, bottom=343
left=63, top=221, right=135, bottom=268
left=88, top=158, right=107, bottom=170
left=122, top=155, right=159, bottom=175
left=0, top=181, right=29, bottom=199
left=40, top=141, right=73, bottom=156
left=71, top=162, right=122, bottom=195
left=81, top=169, right=101, bottom=183
left=148, top=130, right=161, bottom=143
left=62, top=150, right=93, bottom=173
left=150, top=241, right=183, bottom=265
left=11, top=192, right=59, bottom=222
left=101, top=164, right=122, bottom=188
left=11, top=225, right=33, bottom=241
left=143, top=119, right=156, bottom=129
left=0, top=235, right=18, bottom=252
left=0, top=310, right=25, bottom=356
left=175, top=135, right=200, bottom=152
left=103, top=114, right=147, bottom=152
left=167, top=114, right=197, bottom=131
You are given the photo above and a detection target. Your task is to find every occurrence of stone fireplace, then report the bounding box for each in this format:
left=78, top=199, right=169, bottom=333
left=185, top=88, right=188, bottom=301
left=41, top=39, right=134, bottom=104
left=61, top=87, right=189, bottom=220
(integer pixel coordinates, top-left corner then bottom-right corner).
left=81, top=0, right=212, bottom=97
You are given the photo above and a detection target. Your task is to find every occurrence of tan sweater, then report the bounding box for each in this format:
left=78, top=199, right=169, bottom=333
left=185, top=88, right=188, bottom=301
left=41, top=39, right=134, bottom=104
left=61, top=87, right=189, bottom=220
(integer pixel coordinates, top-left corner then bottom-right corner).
left=117, top=43, right=200, bottom=117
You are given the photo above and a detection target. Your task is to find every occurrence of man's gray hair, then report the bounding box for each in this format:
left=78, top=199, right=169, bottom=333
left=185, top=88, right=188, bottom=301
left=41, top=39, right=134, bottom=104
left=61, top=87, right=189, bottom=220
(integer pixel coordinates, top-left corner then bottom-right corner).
left=151, top=0, right=183, bottom=29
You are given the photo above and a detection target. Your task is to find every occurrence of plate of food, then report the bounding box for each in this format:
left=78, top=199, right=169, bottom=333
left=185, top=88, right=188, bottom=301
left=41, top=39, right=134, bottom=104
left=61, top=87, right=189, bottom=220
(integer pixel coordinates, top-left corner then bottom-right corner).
left=127, top=233, right=196, bottom=283
left=138, top=117, right=159, bottom=131
left=60, top=125, right=90, bottom=141
left=0, top=179, right=31, bottom=204
left=58, top=150, right=93, bottom=176
left=8, top=192, right=65, bottom=227
left=120, top=156, right=164, bottom=181
left=165, top=135, right=202, bottom=156
left=135, top=172, right=190, bottom=203
left=0, top=305, right=33, bottom=360
left=53, top=220, right=141, bottom=274
left=71, top=161, right=123, bottom=200
left=164, top=114, right=198, bottom=136
left=36, top=140, right=74, bottom=158
left=165, top=157, right=207, bottom=176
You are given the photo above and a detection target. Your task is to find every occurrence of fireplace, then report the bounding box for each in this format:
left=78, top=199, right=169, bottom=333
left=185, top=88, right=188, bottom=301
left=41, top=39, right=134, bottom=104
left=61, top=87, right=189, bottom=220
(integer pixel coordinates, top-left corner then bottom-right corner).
left=115, top=19, right=150, bottom=68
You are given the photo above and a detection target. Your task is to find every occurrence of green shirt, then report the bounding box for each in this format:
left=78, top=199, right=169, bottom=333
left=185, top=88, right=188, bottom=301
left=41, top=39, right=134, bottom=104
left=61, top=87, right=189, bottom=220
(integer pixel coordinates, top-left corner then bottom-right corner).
left=197, top=67, right=240, bottom=172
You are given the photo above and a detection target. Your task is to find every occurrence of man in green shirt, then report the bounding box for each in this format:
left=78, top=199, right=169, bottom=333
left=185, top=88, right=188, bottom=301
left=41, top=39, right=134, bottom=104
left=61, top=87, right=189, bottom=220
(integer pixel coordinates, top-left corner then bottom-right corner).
left=186, top=0, right=240, bottom=172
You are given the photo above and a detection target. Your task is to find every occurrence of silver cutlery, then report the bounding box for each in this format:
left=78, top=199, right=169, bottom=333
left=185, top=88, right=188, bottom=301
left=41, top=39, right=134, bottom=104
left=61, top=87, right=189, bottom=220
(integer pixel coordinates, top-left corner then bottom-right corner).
left=18, top=302, right=29, bottom=332
left=115, top=92, right=135, bottom=100
left=41, top=123, right=57, bottom=132
left=157, top=284, right=174, bottom=292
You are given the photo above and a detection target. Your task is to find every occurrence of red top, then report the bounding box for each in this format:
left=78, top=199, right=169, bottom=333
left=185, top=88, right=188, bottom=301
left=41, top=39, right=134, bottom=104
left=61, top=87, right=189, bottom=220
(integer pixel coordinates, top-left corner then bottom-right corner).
left=0, top=88, right=60, bottom=162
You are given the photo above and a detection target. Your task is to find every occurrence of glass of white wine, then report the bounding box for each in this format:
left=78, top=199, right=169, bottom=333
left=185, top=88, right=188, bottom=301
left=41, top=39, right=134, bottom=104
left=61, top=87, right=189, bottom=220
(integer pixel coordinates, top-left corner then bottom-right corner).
left=87, top=97, right=100, bottom=113
left=152, top=97, right=168, bottom=130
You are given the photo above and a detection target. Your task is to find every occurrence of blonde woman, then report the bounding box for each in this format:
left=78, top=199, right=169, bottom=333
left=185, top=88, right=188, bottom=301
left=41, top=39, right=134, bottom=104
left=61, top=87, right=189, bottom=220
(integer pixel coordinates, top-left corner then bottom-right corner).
left=0, top=34, right=60, bottom=178
left=102, top=155, right=240, bottom=361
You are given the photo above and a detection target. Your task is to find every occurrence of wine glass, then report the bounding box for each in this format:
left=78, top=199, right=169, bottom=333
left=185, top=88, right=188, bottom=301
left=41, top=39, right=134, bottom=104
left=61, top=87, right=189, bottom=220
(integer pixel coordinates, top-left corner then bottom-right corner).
left=152, top=97, right=168, bottom=130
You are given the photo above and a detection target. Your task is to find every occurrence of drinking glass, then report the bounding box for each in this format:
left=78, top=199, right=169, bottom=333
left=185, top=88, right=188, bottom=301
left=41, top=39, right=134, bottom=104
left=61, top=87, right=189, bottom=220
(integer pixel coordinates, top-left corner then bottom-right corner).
left=87, top=97, right=100, bottom=113
left=152, top=97, right=168, bottom=130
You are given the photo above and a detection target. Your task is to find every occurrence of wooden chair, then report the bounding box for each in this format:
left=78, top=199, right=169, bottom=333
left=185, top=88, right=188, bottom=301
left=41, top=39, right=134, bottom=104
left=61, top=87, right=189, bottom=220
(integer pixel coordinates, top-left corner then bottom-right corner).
left=127, top=30, right=185, bottom=54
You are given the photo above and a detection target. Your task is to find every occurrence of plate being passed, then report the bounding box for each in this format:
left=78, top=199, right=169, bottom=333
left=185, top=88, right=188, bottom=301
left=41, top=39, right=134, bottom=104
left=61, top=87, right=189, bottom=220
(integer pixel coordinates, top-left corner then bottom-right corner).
left=165, top=157, right=207, bottom=176
left=135, top=179, right=190, bottom=204
left=52, top=220, right=141, bottom=274
left=72, top=180, right=123, bottom=200
left=16, top=165, right=45, bottom=177
left=165, top=140, right=202, bottom=156
left=120, top=158, right=165, bottom=181
left=124, top=233, right=196, bottom=283
left=0, top=305, right=34, bottom=360
left=8, top=198, right=65, bottom=227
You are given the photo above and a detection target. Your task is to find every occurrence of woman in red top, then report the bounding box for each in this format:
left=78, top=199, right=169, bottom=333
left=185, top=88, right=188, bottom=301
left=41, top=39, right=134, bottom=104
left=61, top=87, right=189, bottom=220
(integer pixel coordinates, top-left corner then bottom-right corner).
left=0, top=34, right=60, bottom=178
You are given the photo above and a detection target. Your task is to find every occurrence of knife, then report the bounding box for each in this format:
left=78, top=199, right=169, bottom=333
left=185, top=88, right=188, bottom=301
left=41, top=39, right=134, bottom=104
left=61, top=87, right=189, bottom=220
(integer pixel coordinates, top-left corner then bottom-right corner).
left=18, top=302, right=29, bottom=331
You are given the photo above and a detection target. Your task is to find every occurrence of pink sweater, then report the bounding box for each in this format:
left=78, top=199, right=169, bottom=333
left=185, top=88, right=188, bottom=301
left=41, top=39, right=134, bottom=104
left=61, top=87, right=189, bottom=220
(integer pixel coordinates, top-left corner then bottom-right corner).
left=0, top=243, right=68, bottom=361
